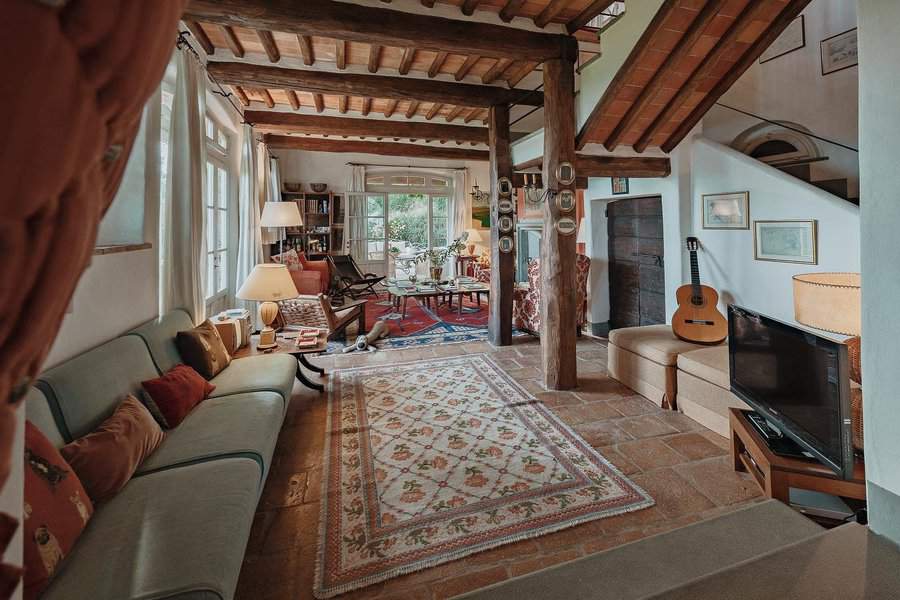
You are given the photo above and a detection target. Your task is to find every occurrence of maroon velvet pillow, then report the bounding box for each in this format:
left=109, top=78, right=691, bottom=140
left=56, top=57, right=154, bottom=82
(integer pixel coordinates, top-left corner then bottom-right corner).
left=140, top=365, right=215, bottom=428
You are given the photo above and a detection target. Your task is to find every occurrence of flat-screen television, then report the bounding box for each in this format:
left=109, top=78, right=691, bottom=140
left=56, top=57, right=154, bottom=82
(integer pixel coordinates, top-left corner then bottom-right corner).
left=728, top=305, right=854, bottom=479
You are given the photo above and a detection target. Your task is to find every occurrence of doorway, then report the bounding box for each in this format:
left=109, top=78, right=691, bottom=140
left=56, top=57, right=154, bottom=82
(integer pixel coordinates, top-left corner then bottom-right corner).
left=607, top=196, right=665, bottom=329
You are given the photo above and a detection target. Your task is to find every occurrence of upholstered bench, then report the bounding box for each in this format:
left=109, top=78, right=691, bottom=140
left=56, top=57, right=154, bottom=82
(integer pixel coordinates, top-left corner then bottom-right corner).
left=607, top=325, right=713, bottom=410
left=676, top=346, right=750, bottom=437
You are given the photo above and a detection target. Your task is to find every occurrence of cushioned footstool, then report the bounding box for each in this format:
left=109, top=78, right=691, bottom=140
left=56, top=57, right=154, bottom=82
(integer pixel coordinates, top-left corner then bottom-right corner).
left=607, top=325, right=711, bottom=410
left=676, top=346, right=750, bottom=437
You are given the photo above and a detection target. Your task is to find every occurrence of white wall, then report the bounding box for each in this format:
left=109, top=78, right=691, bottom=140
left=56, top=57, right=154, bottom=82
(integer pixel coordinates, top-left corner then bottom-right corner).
left=703, top=0, right=858, bottom=194
left=858, top=0, right=900, bottom=545
left=0, top=406, right=23, bottom=600
left=691, top=138, right=859, bottom=326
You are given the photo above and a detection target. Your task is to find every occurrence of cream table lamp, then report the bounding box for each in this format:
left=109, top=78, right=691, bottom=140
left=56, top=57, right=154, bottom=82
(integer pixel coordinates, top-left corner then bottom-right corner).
left=464, top=228, right=484, bottom=255
left=260, top=201, right=302, bottom=256
left=237, top=264, right=299, bottom=349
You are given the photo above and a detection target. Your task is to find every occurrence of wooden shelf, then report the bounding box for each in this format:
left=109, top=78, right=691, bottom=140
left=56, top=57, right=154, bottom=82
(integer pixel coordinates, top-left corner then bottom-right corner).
left=278, top=187, right=345, bottom=254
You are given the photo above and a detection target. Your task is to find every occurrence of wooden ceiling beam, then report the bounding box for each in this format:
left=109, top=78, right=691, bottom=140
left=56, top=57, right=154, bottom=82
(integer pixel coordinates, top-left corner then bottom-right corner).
left=534, top=0, right=573, bottom=28
left=368, top=44, right=383, bottom=73
left=207, top=61, right=544, bottom=108
left=505, top=61, right=535, bottom=88
left=399, top=47, right=416, bottom=75
left=633, top=0, right=773, bottom=153
left=604, top=0, right=727, bottom=151
left=297, top=34, right=315, bottom=66
left=361, top=97, right=372, bottom=116
left=313, top=93, right=324, bottom=113
left=428, top=51, right=449, bottom=78
left=426, top=102, right=443, bottom=120
left=576, top=0, right=677, bottom=149
left=220, top=25, right=245, bottom=58
left=286, top=90, right=301, bottom=110
left=384, top=99, right=399, bottom=118
left=514, top=154, right=671, bottom=178
left=461, top=0, right=482, bottom=16
left=455, top=55, right=480, bottom=81
left=338, top=95, right=349, bottom=114
left=335, top=40, right=347, bottom=70
left=405, top=100, right=421, bottom=119
left=421, top=0, right=436, bottom=6
left=482, top=58, right=513, bottom=84
left=661, top=0, right=814, bottom=153
left=185, top=21, right=214, bottom=55
left=259, top=88, right=275, bottom=108
left=246, top=111, right=489, bottom=143
left=185, top=0, right=578, bottom=63
left=257, top=30, right=281, bottom=62
left=566, top=0, right=617, bottom=34
left=445, top=105, right=466, bottom=122
left=232, top=85, right=250, bottom=106
left=264, top=135, right=490, bottom=161
left=499, top=0, right=527, bottom=23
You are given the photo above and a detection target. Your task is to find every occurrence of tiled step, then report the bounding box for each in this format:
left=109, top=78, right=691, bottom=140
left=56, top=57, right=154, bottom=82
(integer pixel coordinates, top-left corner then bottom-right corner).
left=454, top=500, right=823, bottom=600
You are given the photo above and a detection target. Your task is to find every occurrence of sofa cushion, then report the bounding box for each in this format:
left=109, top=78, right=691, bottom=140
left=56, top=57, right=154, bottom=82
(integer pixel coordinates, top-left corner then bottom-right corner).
left=36, top=336, right=159, bottom=442
left=24, top=388, right=64, bottom=450
left=38, top=458, right=259, bottom=600
left=128, top=309, right=195, bottom=375
left=208, top=354, right=297, bottom=407
left=141, top=365, right=215, bottom=428
left=176, top=320, right=232, bottom=379
left=135, top=391, right=284, bottom=481
left=677, top=346, right=731, bottom=390
left=608, top=325, right=710, bottom=367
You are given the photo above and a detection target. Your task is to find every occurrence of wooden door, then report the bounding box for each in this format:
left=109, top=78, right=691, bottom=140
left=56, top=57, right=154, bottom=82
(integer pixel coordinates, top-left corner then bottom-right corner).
left=607, top=196, right=665, bottom=329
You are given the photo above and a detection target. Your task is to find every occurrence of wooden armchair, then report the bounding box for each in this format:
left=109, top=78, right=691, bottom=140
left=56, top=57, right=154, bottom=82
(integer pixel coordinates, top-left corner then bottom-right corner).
left=277, top=294, right=367, bottom=340
left=328, top=254, right=385, bottom=301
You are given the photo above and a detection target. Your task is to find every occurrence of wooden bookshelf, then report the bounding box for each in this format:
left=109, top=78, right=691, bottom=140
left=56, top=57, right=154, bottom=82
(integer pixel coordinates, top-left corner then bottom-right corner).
left=280, top=186, right=345, bottom=255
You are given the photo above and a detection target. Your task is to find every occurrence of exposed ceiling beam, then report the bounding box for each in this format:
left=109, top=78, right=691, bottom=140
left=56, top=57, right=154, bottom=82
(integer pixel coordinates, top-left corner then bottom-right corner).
left=461, top=0, right=482, bottom=16
left=429, top=51, right=449, bottom=78
left=185, top=0, right=578, bottom=63
left=297, top=34, right=315, bottom=66
left=245, top=111, right=490, bottom=143
left=264, top=135, right=490, bottom=161
left=482, top=58, right=513, bottom=84
left=405, top=100, right=421, bottom=119
left=426, top=102, right=443, bottom=120
left=361, top=97, right=372, bottom=116
left=660, top=0, right=814, bottom=153
left=185, top=21, right=214, bottom=55
left=335, top=39, right=347, bottom=70
left=603, top=0, right=727, bottom=151
left=534, top=0, right=572, bottom=28
left=232, top=85, right=250, bottom=106
left=499, top=0, right=527, bottom=23
left=384, top=99, right=398, bottom=118
left=399, top=47, right=416, bottom=75
left=505, top=61, right=535, bottom=88
left=455, top=55, right=481, bottom=81
left=286, top=90, right=301, bottom=110
left=445, top=105, right=466, bottom=122
left=514, top=155, right=671, bottom=178
left=257, top=30, right=281, bottom=62
left=221, top=25, right=244, bottom=58
left=567, top=0, right=617, bottom=34
left=259, top=88, right=275, bottom=108
left=313, top=93, right=324, bottom=113
left=368, top=44, right=383, bottom=73
left=338, top=95, right=349, bottom=114
left=206, top=61, right=544, bottom=108
left=421, top=0, right=436, bottom=6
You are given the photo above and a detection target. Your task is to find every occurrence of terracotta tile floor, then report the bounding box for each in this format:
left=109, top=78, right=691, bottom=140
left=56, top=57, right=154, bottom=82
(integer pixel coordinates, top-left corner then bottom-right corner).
left=235, top=336, right=763, bottom=600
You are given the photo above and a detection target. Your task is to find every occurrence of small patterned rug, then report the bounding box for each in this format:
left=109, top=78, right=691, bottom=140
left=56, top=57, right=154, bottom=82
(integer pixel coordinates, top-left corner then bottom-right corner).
left=315, top=354, right=654, bottom=598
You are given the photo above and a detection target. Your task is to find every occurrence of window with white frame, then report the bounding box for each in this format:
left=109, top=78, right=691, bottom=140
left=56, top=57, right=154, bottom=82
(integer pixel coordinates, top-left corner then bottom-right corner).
left=205, top=115, right=231, bottom=300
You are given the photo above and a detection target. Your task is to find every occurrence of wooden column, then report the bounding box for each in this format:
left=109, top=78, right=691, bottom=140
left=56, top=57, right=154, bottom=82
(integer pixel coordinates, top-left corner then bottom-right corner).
left=488, top=104, right=514, bottom=346
left=541, top=57, right=578, bottom=390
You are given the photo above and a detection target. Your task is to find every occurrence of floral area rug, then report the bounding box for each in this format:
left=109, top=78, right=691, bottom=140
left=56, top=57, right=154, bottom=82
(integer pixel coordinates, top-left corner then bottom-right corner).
left=315, top=354, right=654, bottom=597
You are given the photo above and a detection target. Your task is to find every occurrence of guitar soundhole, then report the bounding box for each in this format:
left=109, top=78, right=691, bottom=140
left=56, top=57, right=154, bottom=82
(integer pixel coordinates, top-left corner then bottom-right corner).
left=691, top=296, right=704, bottom=306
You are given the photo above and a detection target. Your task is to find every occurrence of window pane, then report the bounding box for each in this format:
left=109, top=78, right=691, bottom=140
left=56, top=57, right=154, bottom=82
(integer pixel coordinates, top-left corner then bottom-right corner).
left=432, top=196, right=448, bottom=216
left=217, top=167, right=227, bottom=208
left=368, top=240, right=384, bottom=262
left=389, top=176, right=408, bottom=186
left=432, top=217, right=448, bottom=248
left=367, top=217, right=384, bottom=239
left=366, top=196, right=384, bottom=216
left=206, top=254, right=215, bottom=299
left=365, top=175, right=384, bottom=186
left=408, top=175, right=426, bottom=187
left=206, top=208, right=215, bottom=252
left=431, top=177, right=449, bottom=187
left=388, top=193, right=428, bottom=250
left=217, top=208, right=227, bottom=251
left=216, top=250, right=227, bottom=292
left=205, top=117, right=214, bottom=140
left=206, top=163, right=215, bottom=207
left=216, top=128, right=227, bottom=150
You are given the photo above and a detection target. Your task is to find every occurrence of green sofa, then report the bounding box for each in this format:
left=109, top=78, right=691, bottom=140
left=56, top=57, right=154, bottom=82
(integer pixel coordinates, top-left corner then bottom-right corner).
left=26, top=309, right=297, bottom=600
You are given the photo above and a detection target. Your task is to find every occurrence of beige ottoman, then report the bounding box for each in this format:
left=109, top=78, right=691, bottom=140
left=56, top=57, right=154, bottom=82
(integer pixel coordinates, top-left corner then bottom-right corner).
left=675, top=346, right=750, bottom=437
left=608, top=325, right=709, bottom=410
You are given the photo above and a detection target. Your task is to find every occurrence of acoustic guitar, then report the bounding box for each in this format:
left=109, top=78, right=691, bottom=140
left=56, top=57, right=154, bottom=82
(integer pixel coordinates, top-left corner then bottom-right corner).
left=672, top=237, right=727, bottom=344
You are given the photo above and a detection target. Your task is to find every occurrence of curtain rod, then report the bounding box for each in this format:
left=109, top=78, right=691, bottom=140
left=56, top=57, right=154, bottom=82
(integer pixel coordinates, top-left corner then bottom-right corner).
left=346, top=162, right=468, bottom=170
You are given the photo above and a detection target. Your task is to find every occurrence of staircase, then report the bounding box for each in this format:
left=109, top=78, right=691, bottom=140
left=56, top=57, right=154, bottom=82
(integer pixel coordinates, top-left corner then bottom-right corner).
left=775, top=158, right=859, bottom=205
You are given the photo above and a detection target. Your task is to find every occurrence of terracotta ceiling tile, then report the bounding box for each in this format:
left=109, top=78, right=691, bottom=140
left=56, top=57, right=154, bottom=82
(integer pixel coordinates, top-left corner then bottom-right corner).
left=660, top=70, right=687, bottom=90
left=723, top=43, right=748, bottom=63
left=738, top=18, right=769, bottom=44
left=649, top=28, right=686, bottom=53
left=627, top=68, right=656, bottom=87
left=704, top=14, right=735, bottom=38
left=652, top=87, right=678, bottom=106
left=719, top=0, right=752, bottom=18
left=688, top=35, right=719, bottom=59
left=680, top=0, right=709, bottom=11
left=639, top=50, right=670, bottom=72
left=618, top=85, right=644, bottom=102
left=608, top=99, right=634, bottom=118
left=663, top=7, right=698, bottom=33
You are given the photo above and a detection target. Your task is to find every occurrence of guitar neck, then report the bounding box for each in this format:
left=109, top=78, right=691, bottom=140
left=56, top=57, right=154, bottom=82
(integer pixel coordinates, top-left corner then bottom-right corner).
left=689, top=250, right=701, bottom=296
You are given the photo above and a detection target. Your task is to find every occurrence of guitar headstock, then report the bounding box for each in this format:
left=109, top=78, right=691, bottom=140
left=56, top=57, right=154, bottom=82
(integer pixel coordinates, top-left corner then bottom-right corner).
left=686, top=236, right=700, bottom=252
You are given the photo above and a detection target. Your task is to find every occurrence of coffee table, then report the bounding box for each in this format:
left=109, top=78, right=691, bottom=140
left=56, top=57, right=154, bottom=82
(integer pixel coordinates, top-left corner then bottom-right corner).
left=385, top=282, right=446, bottom=318
left=234, top=330, right=328, bottom=392
left=440, top=281, right=490, bottom=315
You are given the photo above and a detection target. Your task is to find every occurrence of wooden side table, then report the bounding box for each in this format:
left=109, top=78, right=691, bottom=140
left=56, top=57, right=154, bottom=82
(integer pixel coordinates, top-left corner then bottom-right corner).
left=234, top=332, right=328, bottom=393
left=730, top=408, right=866, bottom=503
left=456, top=254, right=478, bottom=277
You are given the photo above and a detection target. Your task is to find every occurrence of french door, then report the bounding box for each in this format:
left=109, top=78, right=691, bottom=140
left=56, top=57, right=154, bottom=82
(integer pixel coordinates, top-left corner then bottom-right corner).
left=347, top=192, right=387, bottom=276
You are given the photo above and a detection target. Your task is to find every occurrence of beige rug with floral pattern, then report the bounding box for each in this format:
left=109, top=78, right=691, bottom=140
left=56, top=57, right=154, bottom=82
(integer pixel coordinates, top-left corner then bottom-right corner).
left=315, top=354, right=654, bottom=598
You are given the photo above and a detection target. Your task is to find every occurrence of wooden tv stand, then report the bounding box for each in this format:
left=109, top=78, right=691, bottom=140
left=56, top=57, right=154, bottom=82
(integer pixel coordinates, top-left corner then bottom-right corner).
left=729, top=408, right=866, bottom=503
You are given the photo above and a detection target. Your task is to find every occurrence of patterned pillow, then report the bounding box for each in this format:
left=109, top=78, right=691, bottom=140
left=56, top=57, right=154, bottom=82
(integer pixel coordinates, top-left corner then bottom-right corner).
left=272, top=249, right=302, bottom=271
left=23, top=422, right=93, bottom=600
left=175, top=320, right=232, bottom=379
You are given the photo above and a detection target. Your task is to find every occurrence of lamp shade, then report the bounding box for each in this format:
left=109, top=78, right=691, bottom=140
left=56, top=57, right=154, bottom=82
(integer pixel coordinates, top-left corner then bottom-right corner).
left=576, top=218, right=588, bottom=244
left=260, top=201, right=302, bottom=227
left=465, top=228, right=485, bottom=243
left=237, top=264, right=298, bottom=302
left=793, top=272, right=861, bottom=336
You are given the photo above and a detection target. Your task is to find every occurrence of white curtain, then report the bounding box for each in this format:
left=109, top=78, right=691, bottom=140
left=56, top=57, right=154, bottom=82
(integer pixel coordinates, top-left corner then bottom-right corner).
left=345, top=165, right=366, bottom=255
left=258, top=144, right=280, bottom=246
left=448, top=169, right=470, bottom=277
left=160, top=46, right=207, bottom=324
left=235, top=123, right=262, bottom=322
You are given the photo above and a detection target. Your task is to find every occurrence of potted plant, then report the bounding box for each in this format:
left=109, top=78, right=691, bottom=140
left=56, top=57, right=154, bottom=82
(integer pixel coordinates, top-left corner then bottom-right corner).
left=416, top=235, right=466, bottom=281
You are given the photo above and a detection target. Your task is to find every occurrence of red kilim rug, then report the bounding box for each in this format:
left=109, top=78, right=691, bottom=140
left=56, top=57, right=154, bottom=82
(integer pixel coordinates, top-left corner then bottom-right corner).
left=314, top=354, right=654, bottom=597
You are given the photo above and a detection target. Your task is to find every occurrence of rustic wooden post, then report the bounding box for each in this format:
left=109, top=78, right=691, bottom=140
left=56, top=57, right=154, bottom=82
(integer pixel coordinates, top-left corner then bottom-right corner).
left=541, top=56, right=578, bottom=389
left=488, top=104, right=514, bottom=346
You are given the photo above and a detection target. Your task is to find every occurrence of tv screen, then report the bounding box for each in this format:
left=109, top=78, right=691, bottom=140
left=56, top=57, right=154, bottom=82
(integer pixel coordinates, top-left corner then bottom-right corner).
left=728, top=305, right=853, bottom=479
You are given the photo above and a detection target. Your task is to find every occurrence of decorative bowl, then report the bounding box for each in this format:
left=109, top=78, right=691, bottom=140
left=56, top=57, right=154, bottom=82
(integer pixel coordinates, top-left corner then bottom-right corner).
left=283, top=182, right=302, bottom=192
left=310, top=182, right=328, bottom=193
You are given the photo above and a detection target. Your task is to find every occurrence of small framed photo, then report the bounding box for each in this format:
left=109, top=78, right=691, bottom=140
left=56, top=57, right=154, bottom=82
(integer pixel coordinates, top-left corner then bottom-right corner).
left=821, top=28, right=858, bottom=75
left=611, top=177, right=629, bottom=195
left=556, top=217, right=578, bottom=236
left=556, top=190, right=576, bottom=213
left=498, top=215, right=514, bottom=233
left=498, top=236, right=514, bottom=253
left=702, top=191, right=750, bottom=229
left=754, top=220, right=818, bottom=264
left=498, top=198, right=514, bottom=213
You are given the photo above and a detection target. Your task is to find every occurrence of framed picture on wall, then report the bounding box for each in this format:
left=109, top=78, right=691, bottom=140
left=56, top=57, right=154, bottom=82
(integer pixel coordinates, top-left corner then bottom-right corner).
left=759, top=15, right=805, bottom=64
left=611, top=177, right=629, bottom=195
left=821, top=28, right=858, bottom=75
left=702, top=191, right=750, bottom=229
left=753, top=220, right=818, bottom=264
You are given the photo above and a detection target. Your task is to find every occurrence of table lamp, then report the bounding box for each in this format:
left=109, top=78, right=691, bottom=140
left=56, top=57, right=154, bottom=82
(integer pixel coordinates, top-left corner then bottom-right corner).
left=260, top=201, right=302, bottom=256
left=464, top=228, right=484, bottom=255
left=237, top=264, right=299, bottom=349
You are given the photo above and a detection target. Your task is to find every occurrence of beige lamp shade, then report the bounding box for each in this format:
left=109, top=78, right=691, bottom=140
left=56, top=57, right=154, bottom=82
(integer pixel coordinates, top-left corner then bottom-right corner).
left=793, top=272, right=861, bottom=336
left=237, top=264, right=299, bottom=302
left=576, top=218, right=588, bottom=244
left=260, top=201, right=302, bottom=227
left=465, top=228, right=485, bottom=243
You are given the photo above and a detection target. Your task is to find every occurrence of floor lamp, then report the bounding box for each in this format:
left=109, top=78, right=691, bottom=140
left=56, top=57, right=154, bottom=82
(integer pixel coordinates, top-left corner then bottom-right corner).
left=261, top=201, right=303, bottom=257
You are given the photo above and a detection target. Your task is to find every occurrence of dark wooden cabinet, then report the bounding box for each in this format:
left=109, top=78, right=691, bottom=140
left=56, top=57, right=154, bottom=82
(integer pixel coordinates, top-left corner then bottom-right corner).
left=607, top=196, right=665, bottom=330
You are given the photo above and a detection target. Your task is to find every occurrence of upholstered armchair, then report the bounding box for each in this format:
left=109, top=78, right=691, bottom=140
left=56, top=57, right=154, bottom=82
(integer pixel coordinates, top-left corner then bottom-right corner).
left=472, top=251, right=491, bottom=283
left=271, top=249, right=331, bottom=295
left=513, top=255, right=591, bottom=335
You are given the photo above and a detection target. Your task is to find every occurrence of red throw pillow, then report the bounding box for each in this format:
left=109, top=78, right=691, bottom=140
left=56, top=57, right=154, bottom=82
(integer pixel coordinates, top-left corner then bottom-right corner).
left=141, top=364, right=215, bottom=427
left=23, top=422, right=94, bottom=600
left=60, top=396, right=165, bottom=504
left=297, top=251, right=310, bottom=268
